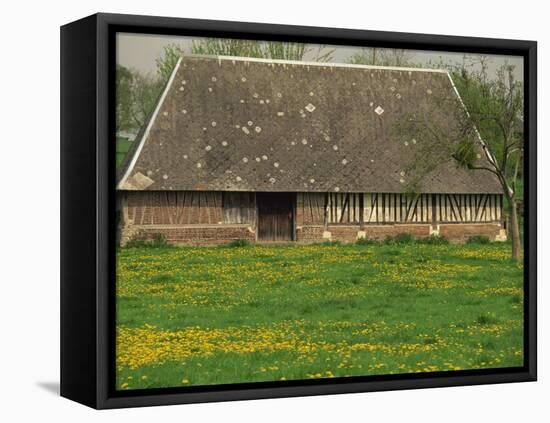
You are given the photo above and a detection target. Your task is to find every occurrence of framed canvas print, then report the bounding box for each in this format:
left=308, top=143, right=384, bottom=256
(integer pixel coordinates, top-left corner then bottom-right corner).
left=60, top=13, right=537, bottom=409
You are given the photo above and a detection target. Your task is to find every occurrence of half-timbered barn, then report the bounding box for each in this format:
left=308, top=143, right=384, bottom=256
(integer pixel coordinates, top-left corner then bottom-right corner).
left=117, top=55, right=506, bottom=245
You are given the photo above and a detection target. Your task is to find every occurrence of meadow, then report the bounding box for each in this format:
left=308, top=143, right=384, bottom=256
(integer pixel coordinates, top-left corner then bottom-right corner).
left=116, top=240, right=524, bottom=390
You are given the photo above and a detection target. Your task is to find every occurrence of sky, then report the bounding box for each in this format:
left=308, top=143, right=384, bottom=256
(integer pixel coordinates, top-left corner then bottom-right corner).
left=116, top=32, right=524, bottom=81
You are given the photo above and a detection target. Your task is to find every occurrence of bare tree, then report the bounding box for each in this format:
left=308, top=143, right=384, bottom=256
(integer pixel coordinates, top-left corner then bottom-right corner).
left=396, top=61, right=523, bottom=261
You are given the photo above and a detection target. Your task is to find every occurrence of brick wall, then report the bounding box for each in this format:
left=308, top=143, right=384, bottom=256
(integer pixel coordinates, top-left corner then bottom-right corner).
left=329, top=225, right=361, bottom=241
left=126, top=225, right=256, bottom=246
left=329, top=224, right=431, bottom=241
left=123, top=222, right=503, bottom=246
left=295, top=226, right=325, bottom=242
left=438, top=223, right=502, bottom=242
left=295, top=223, right=502, bottom=243
left=362, top=224, right=431, bottom=240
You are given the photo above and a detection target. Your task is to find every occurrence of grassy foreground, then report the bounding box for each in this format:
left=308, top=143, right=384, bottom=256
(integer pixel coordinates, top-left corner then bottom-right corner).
left=116, top=241, right=524, bottom=390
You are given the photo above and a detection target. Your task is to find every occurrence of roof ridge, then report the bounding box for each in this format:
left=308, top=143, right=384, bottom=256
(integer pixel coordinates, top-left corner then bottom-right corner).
left=182, top=54, right=450, bottom=74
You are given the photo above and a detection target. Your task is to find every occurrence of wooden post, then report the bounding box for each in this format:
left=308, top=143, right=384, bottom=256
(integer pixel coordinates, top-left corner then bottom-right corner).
left=324, top=192, right=329, bottom=230
left=292, top=192, right=297, bottom=241
left=359, top=193, right=364, bottom=229
left=431, top=194, right=437, bottom=224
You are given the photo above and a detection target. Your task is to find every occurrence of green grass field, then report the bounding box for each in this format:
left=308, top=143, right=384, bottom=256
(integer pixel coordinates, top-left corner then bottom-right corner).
left=116, top=241, right=524, bottom=390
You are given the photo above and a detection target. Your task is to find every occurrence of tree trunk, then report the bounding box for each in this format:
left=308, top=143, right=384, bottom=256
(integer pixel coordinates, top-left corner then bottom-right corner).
left=507, top=196, right=521, bottom=262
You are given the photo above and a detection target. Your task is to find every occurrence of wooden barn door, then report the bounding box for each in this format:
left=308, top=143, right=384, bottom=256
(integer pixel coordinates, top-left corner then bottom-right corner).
left=257, top=193, right=295, bottom=241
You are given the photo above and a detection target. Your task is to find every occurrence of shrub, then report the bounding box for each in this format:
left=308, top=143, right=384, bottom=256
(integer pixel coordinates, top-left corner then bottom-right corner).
left=315, top=240, right=342, bottom=246
left=418, top=235, right=450, bottom=245
left=466, top=235, right=491, bottom=244
left=475, top=313, right=499, bottom=325
left=225, top=239, right=252, bottom=247
left=383, top=233, right=414, bottom=245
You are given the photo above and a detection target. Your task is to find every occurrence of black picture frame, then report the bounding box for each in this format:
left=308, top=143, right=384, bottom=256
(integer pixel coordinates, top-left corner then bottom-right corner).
left=60, top=12, right=537, bottom=409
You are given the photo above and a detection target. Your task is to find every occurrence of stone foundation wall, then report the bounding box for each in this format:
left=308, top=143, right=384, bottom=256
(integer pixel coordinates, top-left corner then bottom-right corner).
left=122, top=224, right=255, bottom=246
left=295, top=223, right=504, bottom=243
left=295, top=226, right=325, bottom=242
left=360, top=224, right=432, bottom=240
left=438, top=223, right=504, bottom=243
left=329, top=225, right=364, bottom=242
left=328, top=224, right=431, bottom=241
left=121, top=222, right=505, bottom=246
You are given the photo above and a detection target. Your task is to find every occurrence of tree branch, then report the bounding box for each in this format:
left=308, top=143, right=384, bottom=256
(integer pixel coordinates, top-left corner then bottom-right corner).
left=467, top=165, right=500, bottom=177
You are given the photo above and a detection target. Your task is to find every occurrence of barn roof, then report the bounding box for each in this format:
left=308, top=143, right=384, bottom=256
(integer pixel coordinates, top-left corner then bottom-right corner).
left=117, top=55, right=502, bottom=194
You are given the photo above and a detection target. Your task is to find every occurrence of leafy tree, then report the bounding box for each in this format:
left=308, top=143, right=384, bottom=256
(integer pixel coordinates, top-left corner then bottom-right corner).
left=156, top=44, right=185, bottom=81
left=348, top=48, right=413, bottom=67
left=191, top=38, right=334, bottom=62
left=116, top=65, right=135, bottom=133
left=152, top=40, right=334, bottom=92
left=264, top=41, right=309, bottom=61
left=116, top=65, right=163, bottom=134
left=396, top=60, right=523, bottom=261
left=118, top=38, right=334, bottom=138
left=128, top=72, right=163, bottom=130
left=191, top=38, right=263, bottom=58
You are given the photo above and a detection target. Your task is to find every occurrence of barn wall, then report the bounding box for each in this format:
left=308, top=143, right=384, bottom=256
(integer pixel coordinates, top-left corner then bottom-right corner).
left=323, top=193, right=503, bottom=224
left=222, top=192, right=256, bottom=225
left=119, top=191, right=506, bottom=246
left=297, top=192, right=505, bottom=243
left=123, top=191, right=223, bottom=225
left=296, top=193, right=325, bottom=225
left=119, top=191, right=256, bottom=246
left=122, top=191, right=258, bottom=226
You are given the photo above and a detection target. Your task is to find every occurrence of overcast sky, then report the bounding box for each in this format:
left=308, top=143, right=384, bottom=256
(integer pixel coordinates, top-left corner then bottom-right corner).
left=117, top=32, right=524, bottom=81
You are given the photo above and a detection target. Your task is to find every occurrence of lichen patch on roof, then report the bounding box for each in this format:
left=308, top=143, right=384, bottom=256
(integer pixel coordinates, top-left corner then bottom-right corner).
left=117, top=55, right=501, bottom=194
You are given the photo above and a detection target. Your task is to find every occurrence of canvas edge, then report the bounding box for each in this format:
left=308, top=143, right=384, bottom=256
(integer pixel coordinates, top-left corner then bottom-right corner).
left=525, top=41, right=537, bottom=382
left=59, top=12, right=537, bottom=410
left=60, top=14, right=99, bottom=409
